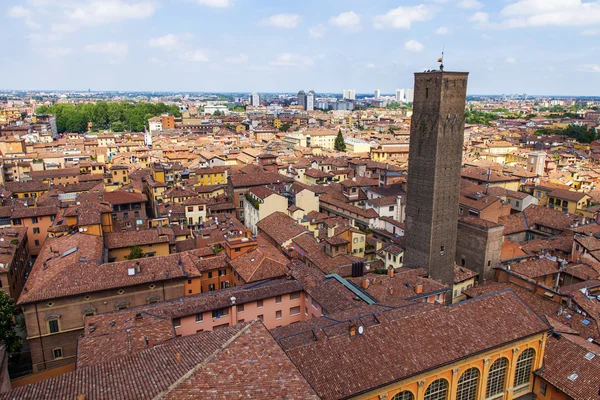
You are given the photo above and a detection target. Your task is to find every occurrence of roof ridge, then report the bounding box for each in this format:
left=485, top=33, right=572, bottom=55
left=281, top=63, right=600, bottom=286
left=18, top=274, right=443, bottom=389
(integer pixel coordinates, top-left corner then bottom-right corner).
left=152, top=320, right=258, bottom=400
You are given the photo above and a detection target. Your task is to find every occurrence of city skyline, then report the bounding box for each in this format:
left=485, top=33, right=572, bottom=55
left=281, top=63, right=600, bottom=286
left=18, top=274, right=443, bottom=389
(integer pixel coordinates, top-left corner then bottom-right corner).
left=2, top=0, right=600, bottom=95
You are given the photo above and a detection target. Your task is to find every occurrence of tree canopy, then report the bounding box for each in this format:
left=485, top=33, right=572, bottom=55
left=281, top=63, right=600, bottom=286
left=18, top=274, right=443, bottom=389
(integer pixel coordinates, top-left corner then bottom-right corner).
left=36, top=102, right=181, bottom=133
left=465, top=109, right=499, bottom=126
left=334, top=129, right=346, bottom=152
left=0, top=291, right=22, bottom=354
left=126, top=245, right=145, bottom=260
left=535, top=124, right=598, bottom=143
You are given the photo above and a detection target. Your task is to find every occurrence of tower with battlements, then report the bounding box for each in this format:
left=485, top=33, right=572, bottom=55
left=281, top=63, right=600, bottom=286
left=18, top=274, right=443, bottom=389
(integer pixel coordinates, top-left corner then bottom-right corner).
left=404, top=70, right=469, bottom=285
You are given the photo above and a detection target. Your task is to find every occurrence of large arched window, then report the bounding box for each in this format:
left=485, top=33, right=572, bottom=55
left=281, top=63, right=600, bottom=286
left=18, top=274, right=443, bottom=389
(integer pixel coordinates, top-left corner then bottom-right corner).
left=391, top=391, right=414, bottom=400
left=486, top=358, right=509, bottom=398
left=514, top=348, right=536, bottom=387
left=424, top=379, right=449, bottom=400
left=456, top=368, right=480, bottom=400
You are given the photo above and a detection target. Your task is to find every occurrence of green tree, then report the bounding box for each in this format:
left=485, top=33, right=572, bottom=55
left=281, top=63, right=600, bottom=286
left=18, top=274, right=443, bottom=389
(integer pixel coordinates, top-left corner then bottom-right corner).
left=111, top=121, right=125, bottom=132
left=38, top=102, right=181, bottom=134
left=279, top=122, right=291, bottom=132
left=0, top=292, right=22, bottom=354
left=92, top=102, right=110, bottom=130
left=126, top=245, right=145, bottom=260
left=213, top=110, right=222, bottom=116
left=65, top=112, right=88, bottom=133
left=334, top=129, right=346, bottom=152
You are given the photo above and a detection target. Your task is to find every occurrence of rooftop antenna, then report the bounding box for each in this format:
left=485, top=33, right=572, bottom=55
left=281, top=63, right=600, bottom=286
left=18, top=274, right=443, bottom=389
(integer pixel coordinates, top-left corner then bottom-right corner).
left=438, top=45, right=444, bottom=72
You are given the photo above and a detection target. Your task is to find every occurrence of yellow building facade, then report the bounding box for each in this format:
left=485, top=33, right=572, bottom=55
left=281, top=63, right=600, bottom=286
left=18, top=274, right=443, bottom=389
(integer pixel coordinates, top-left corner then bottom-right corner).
left=357, top=334, right=546, bottom=400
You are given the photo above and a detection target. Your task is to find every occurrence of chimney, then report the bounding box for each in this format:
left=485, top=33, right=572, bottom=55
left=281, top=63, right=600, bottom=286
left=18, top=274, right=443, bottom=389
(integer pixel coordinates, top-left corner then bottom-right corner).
left=415, top=283, right=423, bottom=294
left=362, top=278, right=370, bottom=290
left=349, top=323, right=357, bottom=337
left=388, top=288, right=394, bottom=295
left=175, top=352, right=181, bottom=361
left=388, top=268, right=394, bottom=278
left=76, top=395, right=86, bottom=400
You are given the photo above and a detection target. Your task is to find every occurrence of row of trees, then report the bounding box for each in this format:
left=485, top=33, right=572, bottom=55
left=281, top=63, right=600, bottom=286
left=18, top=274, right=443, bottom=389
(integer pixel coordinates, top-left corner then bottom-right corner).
left=36, top=102, right=181, bottom=134
left=465, top=109, right=499, bottom=126
left=535, top=124, right=598, bottom=143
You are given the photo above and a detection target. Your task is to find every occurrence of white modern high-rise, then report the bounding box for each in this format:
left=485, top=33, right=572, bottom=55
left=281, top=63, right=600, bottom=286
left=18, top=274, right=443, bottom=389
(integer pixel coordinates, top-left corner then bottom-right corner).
left=396, top=88, right=405, bottom=103
left=343, top=89, right=356, bottom=100
left=306, top=90, right=315, bottom=111
left=250, top=92, right=260, bottom=106
left=374, top=89, right=381, bottom=100
left=405, top=88, right=414, bottom=103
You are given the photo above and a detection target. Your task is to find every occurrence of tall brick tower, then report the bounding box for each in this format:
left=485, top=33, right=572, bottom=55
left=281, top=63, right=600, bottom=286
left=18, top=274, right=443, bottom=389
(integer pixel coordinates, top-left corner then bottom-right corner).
left=404, top=70, right=469, bottom=285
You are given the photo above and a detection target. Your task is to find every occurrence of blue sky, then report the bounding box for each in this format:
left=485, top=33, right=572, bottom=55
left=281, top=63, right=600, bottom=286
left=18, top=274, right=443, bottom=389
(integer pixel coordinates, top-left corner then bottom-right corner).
left=2, top=0, right=600, bottom=95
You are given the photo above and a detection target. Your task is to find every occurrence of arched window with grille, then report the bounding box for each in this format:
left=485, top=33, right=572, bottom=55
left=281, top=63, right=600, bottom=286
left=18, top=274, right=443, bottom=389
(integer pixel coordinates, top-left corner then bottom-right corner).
left=486, top=358, right=509, bottom=398
left=514, top=348, right=536, bottom=387
left=456, top=368, right=480, bottom=400
left=424, top=379, right=449, bottom=400
left=391, top=391, right=415, bottom=400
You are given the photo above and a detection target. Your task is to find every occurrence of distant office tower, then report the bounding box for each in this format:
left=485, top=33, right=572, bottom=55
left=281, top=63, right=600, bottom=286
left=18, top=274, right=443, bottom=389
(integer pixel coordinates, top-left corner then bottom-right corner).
left=404, top=70, right=469, bottom=285
left=396, top=89, right=405, bottom=103
left=306, top=90, right=315, bottom=111
left=405, top=88, right=414, bottom=103
left=343, top=89, right=356, bottom=100
left=250, top=93, right=260, bottom=106
left=374, top=89, right=381, bottom=100
left=297, top=90, right=307, bottom=109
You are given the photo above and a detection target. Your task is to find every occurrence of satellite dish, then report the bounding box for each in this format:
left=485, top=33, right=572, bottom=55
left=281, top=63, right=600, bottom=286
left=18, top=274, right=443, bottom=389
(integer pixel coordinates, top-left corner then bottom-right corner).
left=357, top=326, right=364, bottom=335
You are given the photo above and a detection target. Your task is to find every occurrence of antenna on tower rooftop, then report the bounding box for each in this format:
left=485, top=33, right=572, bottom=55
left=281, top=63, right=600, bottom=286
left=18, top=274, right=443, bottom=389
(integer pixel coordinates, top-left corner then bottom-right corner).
left=438, top=45, right=445, bottom=72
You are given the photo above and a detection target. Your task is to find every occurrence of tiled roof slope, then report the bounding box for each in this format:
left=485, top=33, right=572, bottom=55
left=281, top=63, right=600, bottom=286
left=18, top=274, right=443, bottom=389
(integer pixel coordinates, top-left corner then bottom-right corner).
left=159, top=321, right=319, bottom=400
left=1, top=321, right=318, bottom=400
left=537, top=334, right=600, bottom=400
left=284, top=290, right=550, bottom=400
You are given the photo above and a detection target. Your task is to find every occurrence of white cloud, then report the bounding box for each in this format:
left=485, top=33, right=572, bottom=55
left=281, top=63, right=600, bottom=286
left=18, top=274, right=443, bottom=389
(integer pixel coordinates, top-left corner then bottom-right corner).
left=436, top=26, right=449, bottom=34
left=469, top=11, right=489, bottom=24
left=40, top=47, right=73, bottom=59
left=224, top=53, right=248, bottom=64
left=579, top=64, right=600, bottom=72
left=196, top=0, right=231, bottom=8
left=457, top=0, right=483, bottom=9
left=308, top=24, right=326, bottom=39
left=374, top=5, right=434, bottom=29
left=506, top=56, right=517, bottom=64
left=499, top=0, right=600, bottom=28
left=51, top=23, right=77, bottom=34
left=84, top=42, right=129, bottom=57
left=404, top=39, right=424, bottom=52
left=582, top=29, right=600, bottom=35
left=329, top=11, right=361, bottom=32
left=181, top=49, right=209, bottom=62
left=7, top=6, right=29, bottom=18
left=270, top=53, right=322, bottom=67
left=66, top=0, right=158, bottom=26
left=147, top=34, right=192, bottom=51
left=260, top=14, right=301, bottom=29
left=148, top=34, right=178, bottom=50
left=366, top=63, right=376, bottom=68
left=7, top=5, right=41, bottom=29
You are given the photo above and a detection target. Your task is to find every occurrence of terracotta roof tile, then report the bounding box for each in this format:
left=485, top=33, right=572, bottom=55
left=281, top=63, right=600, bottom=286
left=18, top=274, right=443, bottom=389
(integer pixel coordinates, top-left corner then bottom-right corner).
left=284, top=290, right=549, bottom=400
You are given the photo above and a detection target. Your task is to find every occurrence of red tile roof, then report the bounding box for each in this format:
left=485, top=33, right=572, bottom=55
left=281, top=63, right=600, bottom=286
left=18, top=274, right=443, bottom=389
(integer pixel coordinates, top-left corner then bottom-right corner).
left=537, top=334, right=600, bottom=400
left=284, top=290, right=549, bottom=399
left=256, top=212, right=307, bottom=246
left=1, top=322, right=318, bottom=399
